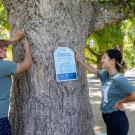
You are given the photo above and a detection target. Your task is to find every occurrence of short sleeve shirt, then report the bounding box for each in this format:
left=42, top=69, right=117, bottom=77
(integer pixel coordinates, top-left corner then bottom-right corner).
left=0, top=59, right=17, bottom=119
left=97, top=70, right=135, bottom=113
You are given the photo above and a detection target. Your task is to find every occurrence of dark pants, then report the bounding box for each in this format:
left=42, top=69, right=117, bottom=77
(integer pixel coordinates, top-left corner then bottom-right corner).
left=102, top=110, right=129, bottom=135
left=0, top=117, right=12, bottom=135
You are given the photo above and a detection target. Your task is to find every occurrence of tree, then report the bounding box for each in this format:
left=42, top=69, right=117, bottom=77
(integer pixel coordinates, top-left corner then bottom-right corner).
left=0, top=0, right=9, bottom=38
left=84, top=18, right=135, bottom=69
left=1, top=0, right=135, bottom=135
left=122, top=18, right=135, bottom=67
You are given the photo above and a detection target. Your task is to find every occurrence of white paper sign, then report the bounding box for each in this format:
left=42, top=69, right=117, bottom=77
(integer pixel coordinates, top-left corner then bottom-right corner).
left=54, top=47, right=77, bottom=82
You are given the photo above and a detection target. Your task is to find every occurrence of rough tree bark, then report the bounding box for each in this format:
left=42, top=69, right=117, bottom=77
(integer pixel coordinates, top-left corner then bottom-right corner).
left=2, top=0, right=129, bottom=135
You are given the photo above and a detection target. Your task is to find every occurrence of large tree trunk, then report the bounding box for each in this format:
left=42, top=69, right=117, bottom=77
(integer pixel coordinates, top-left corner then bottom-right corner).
left=3, top=1, right=97, bottom=135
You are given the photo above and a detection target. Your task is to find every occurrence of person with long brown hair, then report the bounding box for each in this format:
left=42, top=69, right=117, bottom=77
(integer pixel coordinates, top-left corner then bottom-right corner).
left=76, top=49, right=135, bottom=135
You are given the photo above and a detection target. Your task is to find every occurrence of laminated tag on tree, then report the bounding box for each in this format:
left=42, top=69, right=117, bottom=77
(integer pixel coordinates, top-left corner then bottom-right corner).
left=54, top=47, right=78, bottom=82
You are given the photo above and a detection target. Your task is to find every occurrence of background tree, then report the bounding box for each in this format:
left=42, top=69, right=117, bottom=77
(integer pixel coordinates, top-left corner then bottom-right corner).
left=85, top=23, right=124, bottom=68
left=0, top=0, right=9, bottom=38
left=1, top=0, right=135, bottom=135
left=122, top=18, right=135, bottom=67
left=84, top=18, right=135, bottom=69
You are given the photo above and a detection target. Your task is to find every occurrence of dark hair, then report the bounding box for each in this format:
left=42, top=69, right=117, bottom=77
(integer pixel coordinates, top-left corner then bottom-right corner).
left=106, top=49, right=126, bottom=73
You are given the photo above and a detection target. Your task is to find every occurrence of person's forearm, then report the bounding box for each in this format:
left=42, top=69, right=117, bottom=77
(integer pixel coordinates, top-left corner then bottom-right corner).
left=10, top=37, right=24, bottom=45
left=10, top=39, right=18, bottom=45
left=118, top=92, right=135, bottom=104
left=79, top=60, right=97, bottom=75
left=16, top=42, right=32, bottom=73
left=23, top=47, right=32, bottom=67
left=8, top=38, right=21, bottom=46
left=10, top=32, right=24, bottom=45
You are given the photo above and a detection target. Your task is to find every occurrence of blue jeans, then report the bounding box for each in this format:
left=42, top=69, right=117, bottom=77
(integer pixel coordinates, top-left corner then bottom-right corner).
left=102, top=110, right=129, bottom=135
left=0, top=117, right=12, bottom=135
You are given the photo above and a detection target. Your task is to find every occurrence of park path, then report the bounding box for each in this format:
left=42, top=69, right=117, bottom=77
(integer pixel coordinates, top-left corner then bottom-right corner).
left=87, top=70, right=135, bottom=135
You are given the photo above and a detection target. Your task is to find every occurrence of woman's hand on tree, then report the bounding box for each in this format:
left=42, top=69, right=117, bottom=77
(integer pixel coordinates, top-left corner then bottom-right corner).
left=75, top=52, right=82, bottom=63
left=15, top=31, right=25, bottom=41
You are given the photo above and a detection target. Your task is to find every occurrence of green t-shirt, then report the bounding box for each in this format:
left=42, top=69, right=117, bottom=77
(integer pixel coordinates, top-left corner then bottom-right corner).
left=0, top=59, right=17, bottom=119
left=97, top=70, right=135, bottom=113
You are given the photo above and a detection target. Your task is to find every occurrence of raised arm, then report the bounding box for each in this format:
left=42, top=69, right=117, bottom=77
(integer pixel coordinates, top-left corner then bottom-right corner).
left=0, top=32, right=24, bottom=47
left=16, top=41, right=32, bottom=73
left=10, top=31, right=25, bottom=45
left=75, top=52, right=98, bottom=75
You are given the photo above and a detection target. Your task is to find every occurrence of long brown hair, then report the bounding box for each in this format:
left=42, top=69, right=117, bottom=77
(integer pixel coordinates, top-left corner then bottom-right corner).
left=106, top=49, right=127, bottom=73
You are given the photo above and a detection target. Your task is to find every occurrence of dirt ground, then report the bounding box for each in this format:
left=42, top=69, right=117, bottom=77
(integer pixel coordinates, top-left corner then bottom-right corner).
left=87, top=73, right=135, bottom=135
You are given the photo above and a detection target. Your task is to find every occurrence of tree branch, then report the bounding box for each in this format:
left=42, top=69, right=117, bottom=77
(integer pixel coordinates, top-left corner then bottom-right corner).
left=85, top=57, right=96, bottom=63
left=85, top=46, right=100, bottom=58
left=90, top=1, right=135, bottom=32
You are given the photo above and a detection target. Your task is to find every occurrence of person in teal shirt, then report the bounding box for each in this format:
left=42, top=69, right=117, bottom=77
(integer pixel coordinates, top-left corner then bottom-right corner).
left=76, top=49, right=135, bottom=135
left=0, top=32, right=32, bottom=135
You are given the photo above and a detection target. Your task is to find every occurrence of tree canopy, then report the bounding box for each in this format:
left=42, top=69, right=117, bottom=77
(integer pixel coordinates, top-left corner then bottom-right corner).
left=85, top=18, right=135, bottom=68
left=99, top=0, right=135, bottom=17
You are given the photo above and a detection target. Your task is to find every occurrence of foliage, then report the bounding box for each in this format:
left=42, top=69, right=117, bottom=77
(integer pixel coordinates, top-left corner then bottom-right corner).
left=0, top=0, right=9, bottom=38
left=85, top=18, right=135, bottom=68
left=122, top=18, right=135, bottom=67
left=0, top=0, right=9, bottom=29
left=85, top=23, right=124, bottom=65
left=0, top=0, right=12, bottom=60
